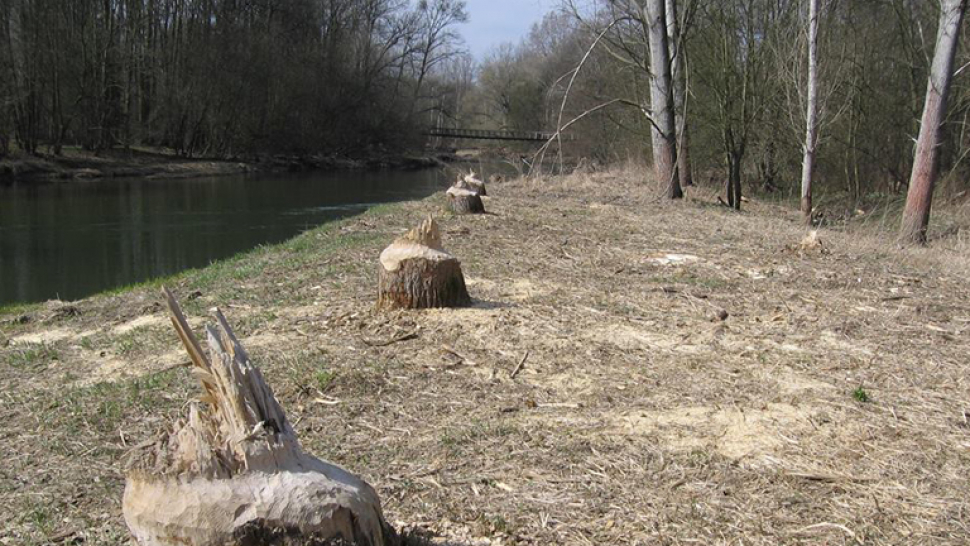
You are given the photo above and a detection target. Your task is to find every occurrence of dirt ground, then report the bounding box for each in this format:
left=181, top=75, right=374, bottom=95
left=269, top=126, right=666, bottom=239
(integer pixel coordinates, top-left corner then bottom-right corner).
left=2, top=167, right=970, bottom=545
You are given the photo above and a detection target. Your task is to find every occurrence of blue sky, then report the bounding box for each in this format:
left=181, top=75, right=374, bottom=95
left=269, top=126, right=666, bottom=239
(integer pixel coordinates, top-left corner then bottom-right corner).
left=459, top=0, right=555, bottom=59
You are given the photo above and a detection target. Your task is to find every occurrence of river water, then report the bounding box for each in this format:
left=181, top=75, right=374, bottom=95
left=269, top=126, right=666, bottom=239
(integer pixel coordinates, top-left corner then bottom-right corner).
left=0, top=166, right=497, bottom=305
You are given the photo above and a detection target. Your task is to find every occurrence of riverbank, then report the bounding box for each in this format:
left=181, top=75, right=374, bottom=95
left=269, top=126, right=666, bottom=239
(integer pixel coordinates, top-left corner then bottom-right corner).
left=3, top=167, right=970, bottom=545
left=0, top=147, right=452, bottom=183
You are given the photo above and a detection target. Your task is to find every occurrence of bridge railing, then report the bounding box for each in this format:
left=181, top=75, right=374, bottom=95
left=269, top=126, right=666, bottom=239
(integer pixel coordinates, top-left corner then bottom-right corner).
left=424, top=127, right=575, bottom=142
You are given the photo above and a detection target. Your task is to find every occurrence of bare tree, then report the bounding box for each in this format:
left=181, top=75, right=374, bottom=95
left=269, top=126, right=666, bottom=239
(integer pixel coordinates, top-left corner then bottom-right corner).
left=666, top=0, right=694, bottom=187
left=691, top=0, right=786, bottom=210
left=900, top=0, right=968, bottom=244
left=409, top=0, right=468, bottom=121
left=800, top=0, right=820, bottom=224
left=5, top=0, right=38, bottom=154
left=644, top=0, right=683, bottom=199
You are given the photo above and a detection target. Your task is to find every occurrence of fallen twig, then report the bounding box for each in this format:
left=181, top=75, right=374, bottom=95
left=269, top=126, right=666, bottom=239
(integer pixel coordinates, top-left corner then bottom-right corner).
left=361, top=331, right=419, bottom=347
left=783, top=471, right=875, bottom=483
left=791, top=522, right=861, bottom=544
left=146, top=360, right=192, bottom=377
left=441, top=345, right=475, bottom=365
left=510, top=351, right=530, bottom=379
left=47, top=529, right=80, bottom=544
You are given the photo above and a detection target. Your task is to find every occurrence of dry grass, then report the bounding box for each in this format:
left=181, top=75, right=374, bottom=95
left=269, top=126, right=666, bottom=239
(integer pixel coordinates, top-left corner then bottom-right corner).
left=2, top=165, right=970, bottom=545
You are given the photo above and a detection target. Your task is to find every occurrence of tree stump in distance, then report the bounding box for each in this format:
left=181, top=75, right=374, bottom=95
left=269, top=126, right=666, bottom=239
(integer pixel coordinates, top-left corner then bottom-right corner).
left=446, top=185, right=485, bottom=214
left=377, top=216, right=471, bottom=310
left=123, top=288, right=393, bottom=546
left=462, top=171, right=487, bottom=196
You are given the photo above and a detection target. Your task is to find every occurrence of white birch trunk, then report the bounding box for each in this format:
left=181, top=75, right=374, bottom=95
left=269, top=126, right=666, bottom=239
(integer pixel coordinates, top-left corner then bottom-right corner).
left=665, top=0, right=693, bottom=187
left=800, top=0, right=820, bottom=224
left=644, top=0, right=682, bottom=199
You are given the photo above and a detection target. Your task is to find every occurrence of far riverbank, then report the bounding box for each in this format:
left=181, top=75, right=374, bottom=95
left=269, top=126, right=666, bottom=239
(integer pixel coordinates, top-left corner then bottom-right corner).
left=0, top=147, right=457, bottom=184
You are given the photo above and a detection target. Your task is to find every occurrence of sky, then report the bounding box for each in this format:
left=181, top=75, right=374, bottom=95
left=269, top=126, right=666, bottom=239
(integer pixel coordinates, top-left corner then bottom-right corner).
left=459, top=0, right=555, bottom=59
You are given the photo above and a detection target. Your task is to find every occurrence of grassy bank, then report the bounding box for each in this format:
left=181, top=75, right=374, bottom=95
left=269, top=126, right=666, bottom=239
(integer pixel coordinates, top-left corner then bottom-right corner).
left=3, top=168, right=970, bottom=545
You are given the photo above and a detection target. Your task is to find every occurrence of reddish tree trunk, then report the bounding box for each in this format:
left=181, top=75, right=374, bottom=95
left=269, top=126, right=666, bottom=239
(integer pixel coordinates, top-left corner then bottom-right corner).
left=900, top=0, right=967, bottom=244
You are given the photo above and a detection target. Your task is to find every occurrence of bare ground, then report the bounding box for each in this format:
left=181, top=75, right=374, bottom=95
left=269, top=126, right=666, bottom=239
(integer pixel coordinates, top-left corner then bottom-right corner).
left=2, top=166, right=970, bottom=545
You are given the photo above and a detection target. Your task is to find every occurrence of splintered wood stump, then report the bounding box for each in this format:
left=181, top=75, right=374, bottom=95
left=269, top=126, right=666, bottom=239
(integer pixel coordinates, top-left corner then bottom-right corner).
left=123, top=288, right=392, bottom=546
left=377, top=216, right=471, bottom=309
left=462, top=172, right=487, bottom=196
left=446, top=186, right=485, bottom=214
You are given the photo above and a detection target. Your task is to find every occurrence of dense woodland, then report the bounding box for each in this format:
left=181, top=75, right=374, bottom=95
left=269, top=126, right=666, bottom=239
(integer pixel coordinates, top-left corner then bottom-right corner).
left=0, top=0, right=469, bottom=157
left=3, top=0, right=970, bottom=238
left=452, top=0, right=970, bottom=240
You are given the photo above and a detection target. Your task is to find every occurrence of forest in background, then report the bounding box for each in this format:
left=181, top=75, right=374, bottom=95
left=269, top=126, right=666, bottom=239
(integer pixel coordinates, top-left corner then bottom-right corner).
left=4, top=0, right=970, bottom=218
left=0, top=0, right=469, bottom=158
left=451, top=1, right=970, bottom=223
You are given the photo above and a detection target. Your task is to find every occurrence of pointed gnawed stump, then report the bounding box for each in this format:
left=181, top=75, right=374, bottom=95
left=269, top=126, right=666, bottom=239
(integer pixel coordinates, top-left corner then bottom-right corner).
left=446, top=183, right=485, bottom=214
left=123, top=288, right=393, bottom=546
left=377, top=217, right=471, bottom=309
left=462, top=171, right=487, bottom=196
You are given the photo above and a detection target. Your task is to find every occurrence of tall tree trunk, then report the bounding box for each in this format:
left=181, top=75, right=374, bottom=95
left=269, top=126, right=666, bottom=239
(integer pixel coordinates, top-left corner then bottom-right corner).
left=727, top=151, right=742, bottom=210
left=800, top=0, right=820, bottom=224
left=47, top=8, right=67, bottom=156
left=7, top=0, right=37, bottom=154
left=900, top=0, right=968, bottom=244
left=644, top=0, right=682, bottom=199
left=665, top=0, right=693, bottom=187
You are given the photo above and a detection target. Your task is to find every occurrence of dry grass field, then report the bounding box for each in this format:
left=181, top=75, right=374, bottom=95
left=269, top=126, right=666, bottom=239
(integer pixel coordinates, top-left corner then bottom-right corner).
left=2, top=166, right=970, bottom=545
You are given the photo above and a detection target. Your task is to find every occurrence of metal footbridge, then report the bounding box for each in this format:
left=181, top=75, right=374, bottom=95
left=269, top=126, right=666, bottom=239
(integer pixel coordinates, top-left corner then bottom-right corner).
left=425, top=127, right=573, bottom=142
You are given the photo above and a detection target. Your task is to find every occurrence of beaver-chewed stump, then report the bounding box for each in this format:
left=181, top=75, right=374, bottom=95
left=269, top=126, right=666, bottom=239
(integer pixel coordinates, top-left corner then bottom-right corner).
left=377, top=216, right=471, bottom=310
left=123, top=288, right=393, bottom=546
left=446, top=185, right=485, bottom=214
left=462, top=172, right=487, bottom=196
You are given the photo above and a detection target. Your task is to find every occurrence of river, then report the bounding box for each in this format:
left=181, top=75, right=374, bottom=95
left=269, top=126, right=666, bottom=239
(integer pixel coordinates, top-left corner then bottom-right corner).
left=0, top=166, right=503, bottom=305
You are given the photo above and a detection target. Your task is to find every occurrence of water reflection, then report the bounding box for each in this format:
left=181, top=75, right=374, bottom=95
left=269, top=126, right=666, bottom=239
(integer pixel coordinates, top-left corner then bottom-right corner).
left=0, top=167, right=487, bottom=304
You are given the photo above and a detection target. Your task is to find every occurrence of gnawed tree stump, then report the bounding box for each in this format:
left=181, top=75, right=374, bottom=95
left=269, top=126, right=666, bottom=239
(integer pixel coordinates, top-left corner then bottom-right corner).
left=123, top=288, right=392, bottom=546
left=446, top=185, right=485, bottom=214
left=462, top=172, right=487, bottom=196
left=377, top=216, right=471, bottom=309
